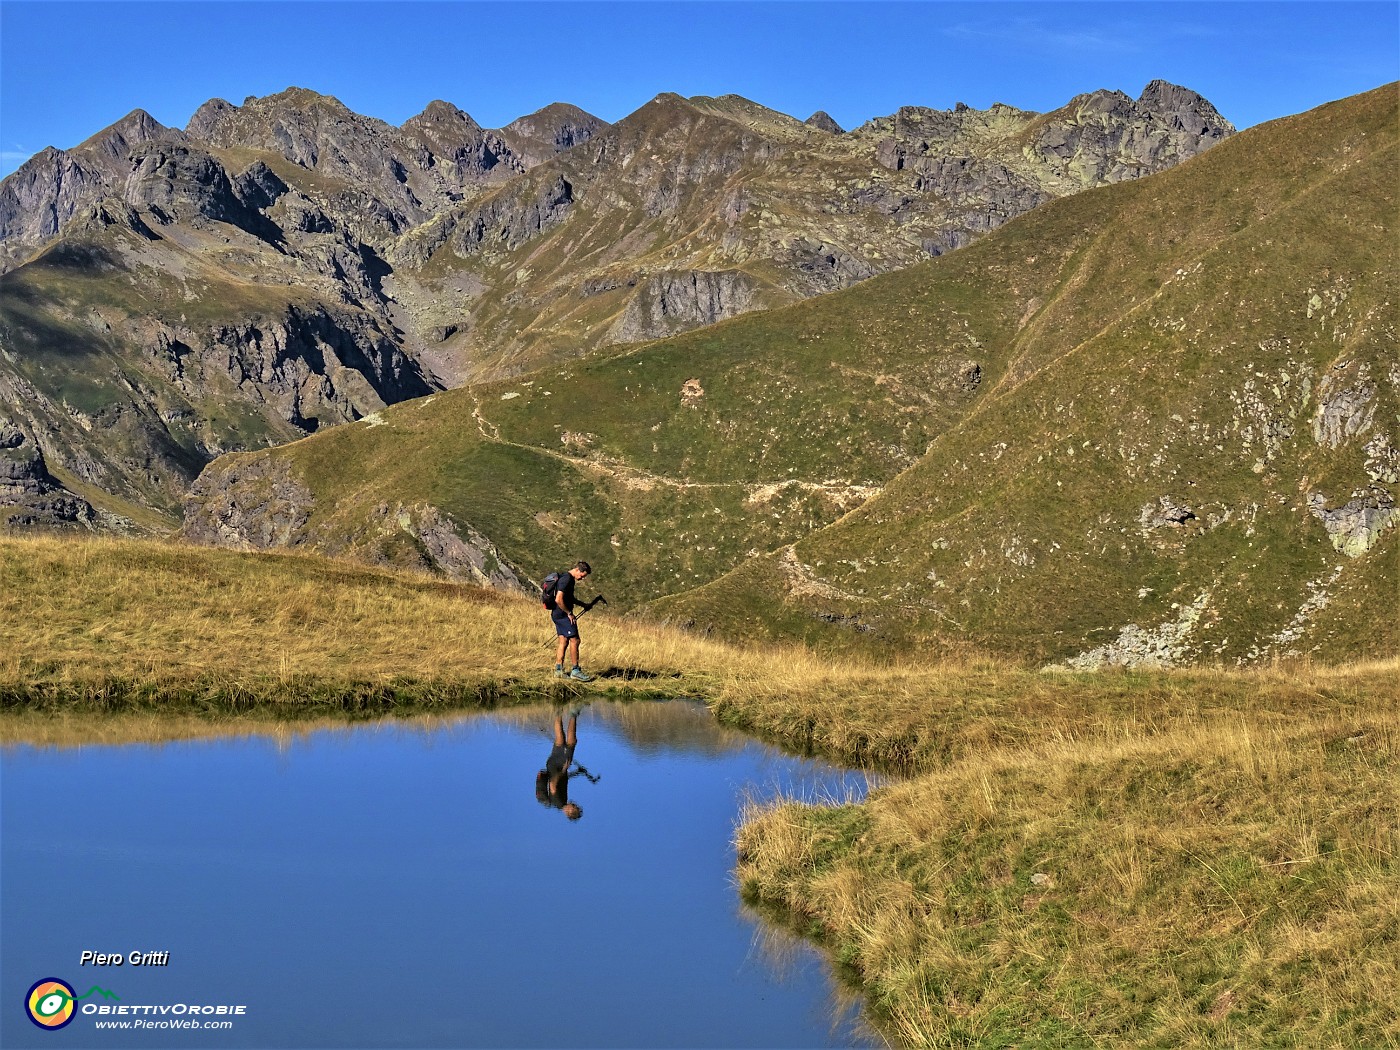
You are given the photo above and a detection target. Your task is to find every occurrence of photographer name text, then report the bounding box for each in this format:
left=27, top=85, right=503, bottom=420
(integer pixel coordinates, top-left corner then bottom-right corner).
left=80, top=949, right=171, bottom=966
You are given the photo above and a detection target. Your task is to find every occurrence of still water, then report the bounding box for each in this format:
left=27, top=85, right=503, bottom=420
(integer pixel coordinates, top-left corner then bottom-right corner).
left=2, top=700, right=884, bottom=1048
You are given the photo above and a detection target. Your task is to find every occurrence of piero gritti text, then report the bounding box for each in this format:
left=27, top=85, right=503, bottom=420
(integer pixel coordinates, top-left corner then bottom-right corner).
left=81, top=949, right=171, bottom=966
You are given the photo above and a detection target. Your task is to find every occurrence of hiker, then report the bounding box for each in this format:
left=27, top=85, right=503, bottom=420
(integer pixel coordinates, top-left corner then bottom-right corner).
left=547, top=560, right=599, bottom=681
left=535, top=708, right=600, bottom=820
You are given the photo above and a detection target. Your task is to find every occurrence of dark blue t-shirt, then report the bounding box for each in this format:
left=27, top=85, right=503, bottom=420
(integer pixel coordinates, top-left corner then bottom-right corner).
left=555, top=571, right=577, bottom=613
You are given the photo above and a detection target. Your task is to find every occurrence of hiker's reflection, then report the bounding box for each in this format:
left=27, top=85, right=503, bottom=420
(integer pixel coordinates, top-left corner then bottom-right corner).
left=536, top=708, right=600, bottom=820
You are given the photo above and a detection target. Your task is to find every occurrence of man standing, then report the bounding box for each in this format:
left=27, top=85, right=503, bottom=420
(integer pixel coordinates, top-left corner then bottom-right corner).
left=551, top=560, right=597, bottom=681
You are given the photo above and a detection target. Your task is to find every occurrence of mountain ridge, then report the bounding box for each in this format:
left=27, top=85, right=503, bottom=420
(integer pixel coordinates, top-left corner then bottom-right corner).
left=2, top=80, right=1233, bottom=528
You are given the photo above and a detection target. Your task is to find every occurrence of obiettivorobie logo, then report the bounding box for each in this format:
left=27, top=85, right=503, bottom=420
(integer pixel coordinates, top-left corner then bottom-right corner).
left=25, top=979, right=119, bottom=1030
left=24, top=977, right=248, bottom=1033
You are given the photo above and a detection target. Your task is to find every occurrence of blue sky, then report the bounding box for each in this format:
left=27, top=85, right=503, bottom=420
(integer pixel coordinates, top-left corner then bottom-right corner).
left=1, top=1, right=1396, bottom=178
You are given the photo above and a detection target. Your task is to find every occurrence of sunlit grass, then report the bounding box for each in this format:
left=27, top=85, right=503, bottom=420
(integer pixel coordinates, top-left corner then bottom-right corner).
left=735, top=675, right=1399, bottom=1047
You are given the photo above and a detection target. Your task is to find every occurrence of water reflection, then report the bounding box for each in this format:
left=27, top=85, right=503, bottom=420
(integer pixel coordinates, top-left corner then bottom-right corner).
left=2, top=700, right=887, bottom=1048
left=535, top=705, right=601, bottom=819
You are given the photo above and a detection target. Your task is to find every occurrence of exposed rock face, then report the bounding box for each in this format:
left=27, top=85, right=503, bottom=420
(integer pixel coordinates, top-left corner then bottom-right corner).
left=0, top=110, right=187, bottom=267
left=181, top=455, right=313, bottom=548
left=144, top=306, right=435, bottom=432
left=124, top=142, right=277, bottom=238
left=383, top=503, right=529, bottom=591
left=607, top=270, right=764, bottom=343
left=1363, top=434, right=1399, bottom=483
left=499, top=103, right=609, bottom=167
left=780, top=237, right=881, bottom=291
left=0, top=421, right=94, bottom=528
left=1308, top=489, right=1397, bottom=557
left=1312, top=361, right=1376, bottom=448
left=1139, top=496, right=1197, bottom=531
left=1, top=265, right=435, bottom=521
left=1027, top=81, right=1233, bottom=186
left=449, top=175, right=574, bottom=258
left=1061, top=591, right=1212, bottom=669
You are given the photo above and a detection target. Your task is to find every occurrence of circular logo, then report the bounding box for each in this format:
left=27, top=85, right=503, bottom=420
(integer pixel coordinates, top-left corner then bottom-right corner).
left=26, top=978, right=77, bottom=1030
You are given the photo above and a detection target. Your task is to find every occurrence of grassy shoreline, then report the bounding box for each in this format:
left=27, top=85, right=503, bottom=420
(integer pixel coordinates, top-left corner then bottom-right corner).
left=4, top=535, right=1396, bottom=1046
left=729, top=659, right=1398, bottom=1047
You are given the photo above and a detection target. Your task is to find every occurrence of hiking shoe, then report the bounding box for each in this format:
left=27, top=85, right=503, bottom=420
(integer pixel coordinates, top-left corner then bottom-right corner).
left=553, top=664, right=566, bottom=678
left=568, top=666, right=594, bottom=682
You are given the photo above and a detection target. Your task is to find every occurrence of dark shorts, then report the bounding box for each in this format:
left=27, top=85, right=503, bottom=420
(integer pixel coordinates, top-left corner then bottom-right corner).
left=552, top=610, right=579, bottom=639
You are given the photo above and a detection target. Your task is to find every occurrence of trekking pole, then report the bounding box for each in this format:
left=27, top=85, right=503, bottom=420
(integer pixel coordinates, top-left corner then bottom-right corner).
left=576, top=595, right=608, bottom=618
left=542, top=595, right=608, bottom=648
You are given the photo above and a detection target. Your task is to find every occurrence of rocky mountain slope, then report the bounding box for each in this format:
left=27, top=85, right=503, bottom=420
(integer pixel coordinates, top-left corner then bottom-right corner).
left=0, top=90, right=606, bottom=525
left=1, top=82, right=1228, bottom=526
left=385, top=81, right=1232, bottom=382
left=180, top=84, right=1396, bottom=665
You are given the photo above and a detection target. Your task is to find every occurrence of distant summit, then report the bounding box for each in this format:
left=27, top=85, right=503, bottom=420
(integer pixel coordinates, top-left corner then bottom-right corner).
left=500, top=103, right=609, bottom=167
left=804, top=111, right=845, bottom=134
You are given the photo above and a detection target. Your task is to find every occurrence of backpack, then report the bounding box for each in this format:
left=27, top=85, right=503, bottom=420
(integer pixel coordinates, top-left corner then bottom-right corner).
left=540, top=571, right=565, bottom=609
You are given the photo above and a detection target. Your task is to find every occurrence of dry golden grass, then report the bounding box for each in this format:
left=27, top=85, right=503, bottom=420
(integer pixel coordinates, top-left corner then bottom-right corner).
left=0, top=533, right=721, bottom=722
left=737, top=693, right=1399, bottom=1047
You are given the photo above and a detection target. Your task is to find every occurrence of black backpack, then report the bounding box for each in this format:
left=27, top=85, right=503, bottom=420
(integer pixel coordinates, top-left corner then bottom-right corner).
left=540, top=571, right=565, bottom=609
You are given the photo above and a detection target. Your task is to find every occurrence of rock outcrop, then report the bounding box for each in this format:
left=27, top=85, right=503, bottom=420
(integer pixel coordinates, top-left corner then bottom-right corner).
left=1313, top=360, right=1376, bottom=449
left=606, top=269, right=765, bottom=344
left=1027, top=81, right=1233, bottom=186
left=181, top=455, right=313, bottom=549
left=1308, top=489, right=1397, bottom=557
left=0, top=421, right=94, bottom=528
left=804, top=111, right=845, bottom=134
left=378, top=503, right=529, bottom=591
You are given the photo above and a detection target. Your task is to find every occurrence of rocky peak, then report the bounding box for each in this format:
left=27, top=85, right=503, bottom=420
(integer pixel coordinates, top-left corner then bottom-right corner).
left=1028, top=82, right=1235, bottom=186
left=804, top=111, right=845, bottom=134
left=1, top=110, right=188, bottom=265
left=76, top=108, right=185, bottom=162
left=186, top=97, right=238, bottom=140
left=500, top=103, right=608, bottom=166
left=405, top=100, right=484, bottom=134
left=1137, top=79, right=1234, bottom=137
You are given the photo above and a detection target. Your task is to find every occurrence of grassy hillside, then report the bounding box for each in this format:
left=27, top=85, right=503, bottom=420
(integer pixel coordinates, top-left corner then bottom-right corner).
left=655, top=83, right=1399, bottom=663
left=0, top=533, right=696, bottom=719
left=186, top=84, right=1397, bottom=665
